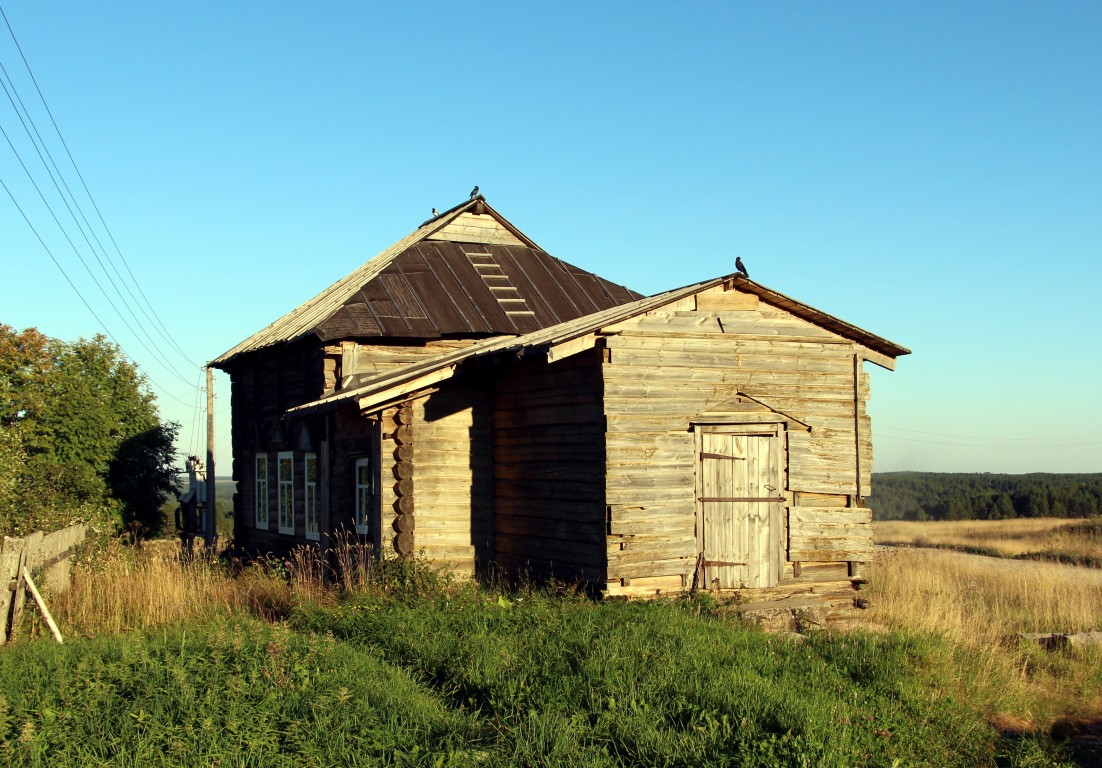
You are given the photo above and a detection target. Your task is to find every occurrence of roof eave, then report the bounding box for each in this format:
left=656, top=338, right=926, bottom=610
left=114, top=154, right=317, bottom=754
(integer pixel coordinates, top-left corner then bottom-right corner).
left=210, top=196, right=517, bottom=367
left=730, top=276, right=911, bottom=361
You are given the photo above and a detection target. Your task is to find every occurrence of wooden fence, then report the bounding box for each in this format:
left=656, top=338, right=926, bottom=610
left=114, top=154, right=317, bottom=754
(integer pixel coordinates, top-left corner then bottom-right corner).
left=0, top=523, right=86, bottom=644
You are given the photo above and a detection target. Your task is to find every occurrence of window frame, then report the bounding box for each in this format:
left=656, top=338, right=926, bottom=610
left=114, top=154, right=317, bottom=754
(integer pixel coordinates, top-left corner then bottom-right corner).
left=354, top=456, right=372, bottom=536
left=277, top=451, right=295, bottom=535
left=255, top=453, right=269, bottom=529
left=304, top=452, right=319, bottom=541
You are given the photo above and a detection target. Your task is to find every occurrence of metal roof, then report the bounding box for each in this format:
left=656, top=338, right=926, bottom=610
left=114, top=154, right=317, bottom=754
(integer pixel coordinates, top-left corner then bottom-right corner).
left=210, top=196, right=640, bottom=367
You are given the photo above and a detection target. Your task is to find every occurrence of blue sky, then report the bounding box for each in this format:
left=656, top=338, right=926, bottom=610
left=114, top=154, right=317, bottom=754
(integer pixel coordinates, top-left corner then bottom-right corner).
left=2, top=1, right=1099, bottom=474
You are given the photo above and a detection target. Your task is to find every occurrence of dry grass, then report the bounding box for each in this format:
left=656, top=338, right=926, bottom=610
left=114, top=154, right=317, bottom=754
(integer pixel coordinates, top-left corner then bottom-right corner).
left=51, top=539, right=297, bottom=637
left=865, top=546, right=1102, bottom=725
left=49, top=533, right=443, bottom=638
left=874, top=516, right=1102, bottom=564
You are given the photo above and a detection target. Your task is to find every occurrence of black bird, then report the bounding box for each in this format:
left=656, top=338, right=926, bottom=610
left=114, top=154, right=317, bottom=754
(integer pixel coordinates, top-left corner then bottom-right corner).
left=469, top=185, right=479, bottom=198
left=735, top=257, right=749, bottom=278
left=432, top=208, right=439, bottom=217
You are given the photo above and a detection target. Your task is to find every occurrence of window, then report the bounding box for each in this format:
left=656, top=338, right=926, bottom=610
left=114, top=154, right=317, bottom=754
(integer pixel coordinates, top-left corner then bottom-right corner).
left=278, top=451, right=294, bottom=535
left=255, top=454, right=269, bottom=529
left=305, top=452, right=319, bottom=541
left=355, top=457, right=372, bottom=535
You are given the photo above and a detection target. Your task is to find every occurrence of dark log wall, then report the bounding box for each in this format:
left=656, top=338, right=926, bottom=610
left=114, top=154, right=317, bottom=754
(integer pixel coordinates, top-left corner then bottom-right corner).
left=227, top=339, right=328, bottom=556
left=492, top=349, right=606, bottom=581
left=328, top=404, right=379, bottom=547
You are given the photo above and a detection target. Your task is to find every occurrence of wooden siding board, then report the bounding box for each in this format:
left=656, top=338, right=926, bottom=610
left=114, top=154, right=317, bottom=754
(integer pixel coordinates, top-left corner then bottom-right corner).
left=788, top=506, right=873, bottom=561
left=601, top=299, right=875, bottom=582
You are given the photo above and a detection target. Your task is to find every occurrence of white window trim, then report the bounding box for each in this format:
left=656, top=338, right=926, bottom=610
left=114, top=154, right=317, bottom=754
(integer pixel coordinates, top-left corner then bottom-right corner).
left=278, top=451, right=295, bottom=535
left=355, top=457, right=372, bottom=536
left=304, top=452, right=319, bottom=541
left=255, top=454, right=269, bottom=529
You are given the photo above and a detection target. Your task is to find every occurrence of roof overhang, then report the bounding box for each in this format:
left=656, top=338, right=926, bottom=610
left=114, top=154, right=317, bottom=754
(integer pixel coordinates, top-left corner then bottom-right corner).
left=283, top=273, right=909, bottom=420
left=729, top=277, right=910, bottom=369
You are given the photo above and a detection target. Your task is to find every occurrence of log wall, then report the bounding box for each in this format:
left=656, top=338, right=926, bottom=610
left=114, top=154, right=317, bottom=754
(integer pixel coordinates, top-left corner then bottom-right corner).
left=330, top=404, right=379, bottom=546
left=493, top=350, right=606, bottom=581
left=227, top=340, right=327, bottom=556
left=407, top=375, right=493, bottom=577
left=602, top=284, right=878, bottom=586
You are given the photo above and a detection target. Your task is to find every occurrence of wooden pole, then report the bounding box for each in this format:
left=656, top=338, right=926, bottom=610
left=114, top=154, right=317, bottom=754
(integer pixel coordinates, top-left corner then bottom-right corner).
left=206, top=366, right=216, bottom=549
left=22, top=567, right=63, bottom=644
left=853, top=354, right=863, bottom=502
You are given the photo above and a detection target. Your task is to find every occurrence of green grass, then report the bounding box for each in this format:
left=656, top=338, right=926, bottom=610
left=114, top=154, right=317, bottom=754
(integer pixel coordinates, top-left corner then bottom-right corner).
left=0, top=584, right=1075, bottom=767
left=0, top=618, right=489, bottom=767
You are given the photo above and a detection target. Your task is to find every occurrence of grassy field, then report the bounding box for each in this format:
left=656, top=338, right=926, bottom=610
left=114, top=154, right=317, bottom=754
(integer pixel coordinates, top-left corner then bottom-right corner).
left=865, top=547, right=1102, bottom=728
left=0, top=536, right=1095, bottom=766
left=874, top=517, right=1102, bottom=566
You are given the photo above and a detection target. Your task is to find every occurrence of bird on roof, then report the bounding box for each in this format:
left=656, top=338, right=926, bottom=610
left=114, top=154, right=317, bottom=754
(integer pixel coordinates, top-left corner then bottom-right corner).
left=432, top=208, right=439, bottom=217
left=469, top=185, right=479, bottom=198
left=735, top=257, right=749, bottom=278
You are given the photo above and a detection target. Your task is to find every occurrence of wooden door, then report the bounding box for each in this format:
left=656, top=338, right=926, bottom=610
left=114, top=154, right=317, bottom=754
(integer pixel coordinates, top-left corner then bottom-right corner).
left=697, top=427, right=785, bottom=588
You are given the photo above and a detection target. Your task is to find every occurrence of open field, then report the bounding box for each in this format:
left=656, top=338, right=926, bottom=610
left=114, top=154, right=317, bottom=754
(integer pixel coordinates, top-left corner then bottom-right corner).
left=874, top=517, right=1102, bottom=566
left=0, top=538, right=1094, bottom=766
left=865, top=547, right=1102, bottom=727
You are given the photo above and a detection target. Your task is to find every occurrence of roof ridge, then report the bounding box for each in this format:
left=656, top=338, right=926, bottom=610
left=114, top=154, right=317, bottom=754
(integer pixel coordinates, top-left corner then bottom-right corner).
left=211, top=197, right=540, bottom=365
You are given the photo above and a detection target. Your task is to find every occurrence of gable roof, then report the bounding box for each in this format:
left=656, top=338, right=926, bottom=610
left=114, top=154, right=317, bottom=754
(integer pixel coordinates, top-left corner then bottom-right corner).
left=286, top=275, right=910, bottom=418
left=211, top=196, right=642, bottom=367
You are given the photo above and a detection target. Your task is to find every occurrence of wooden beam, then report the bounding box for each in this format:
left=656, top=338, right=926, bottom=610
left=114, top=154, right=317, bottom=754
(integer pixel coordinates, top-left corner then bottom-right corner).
left=357, top=366, right=458, bottom=413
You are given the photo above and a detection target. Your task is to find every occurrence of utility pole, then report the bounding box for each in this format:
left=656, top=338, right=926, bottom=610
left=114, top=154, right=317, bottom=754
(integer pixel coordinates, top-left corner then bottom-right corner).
left=206, top=365, right=216, bottom=549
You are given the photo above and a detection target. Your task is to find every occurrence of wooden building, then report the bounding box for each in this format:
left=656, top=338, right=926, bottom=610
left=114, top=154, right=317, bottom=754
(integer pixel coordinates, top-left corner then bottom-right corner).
left=211, top=195, right=909, bottom=594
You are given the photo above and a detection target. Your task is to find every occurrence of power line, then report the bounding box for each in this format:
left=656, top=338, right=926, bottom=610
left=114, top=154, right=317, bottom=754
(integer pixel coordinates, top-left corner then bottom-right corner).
left=0, top=116, right=197, bottom=388
left=0, top=67, right=198, bottom=389
left=0, top=4, right=206, bottom=456
left=873, top=431, right=1102, bottom=449
left=0, top=172, right=198, bottom=408
left=878, top=423, right=1097, bottom=442
left=0, top=3, right=199, bottom=369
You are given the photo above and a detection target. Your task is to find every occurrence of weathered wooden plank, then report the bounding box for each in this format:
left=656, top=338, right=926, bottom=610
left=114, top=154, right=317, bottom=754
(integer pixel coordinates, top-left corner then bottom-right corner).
left=494, top=533, right=603, bottom=563
left=496, top=480, right=603, bottom=503
left=787, top=544, right=872, bottom=563
left=605, top=470, right=694, bottom=490
left=607, top=556, right=694, bottom=581
left=604, top=575, right=686, bottom=597
left=607, top=537, right=696, bottom=564
left=426, top=213, right=526, bottom=246
left=789, top=507, right=872, bottom=525
left=495, top=465, right=604, bottom=483
left=495, top=402, right=604, bottom=429
left=495, top=515, right=604, bottom=542
left=604, top=370, right=856, bottom=399
left=496, top=385, right=605, bottom=410
left=695, top=292, right=760, bottom=311
left=495, top=498, right=601, bottom=523
left=605, top=332, right=856, bottom=354
left=608, top=348, right=852, bottom=373
left=608, top=518, right=695, bottom=536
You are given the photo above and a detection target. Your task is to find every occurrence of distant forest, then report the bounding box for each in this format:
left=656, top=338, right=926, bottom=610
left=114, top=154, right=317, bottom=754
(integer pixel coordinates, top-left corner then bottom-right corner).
left=867, top=472, right=1102, bottom=521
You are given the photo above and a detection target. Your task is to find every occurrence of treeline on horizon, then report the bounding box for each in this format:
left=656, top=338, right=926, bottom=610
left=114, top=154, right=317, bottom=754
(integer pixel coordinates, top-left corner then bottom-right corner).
left=867, top=471, right=1102, bottom=521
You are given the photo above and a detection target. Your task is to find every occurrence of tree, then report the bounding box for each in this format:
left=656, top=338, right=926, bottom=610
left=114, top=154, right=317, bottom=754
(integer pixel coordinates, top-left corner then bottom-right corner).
left=0, top=324, right=179, bottom=537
